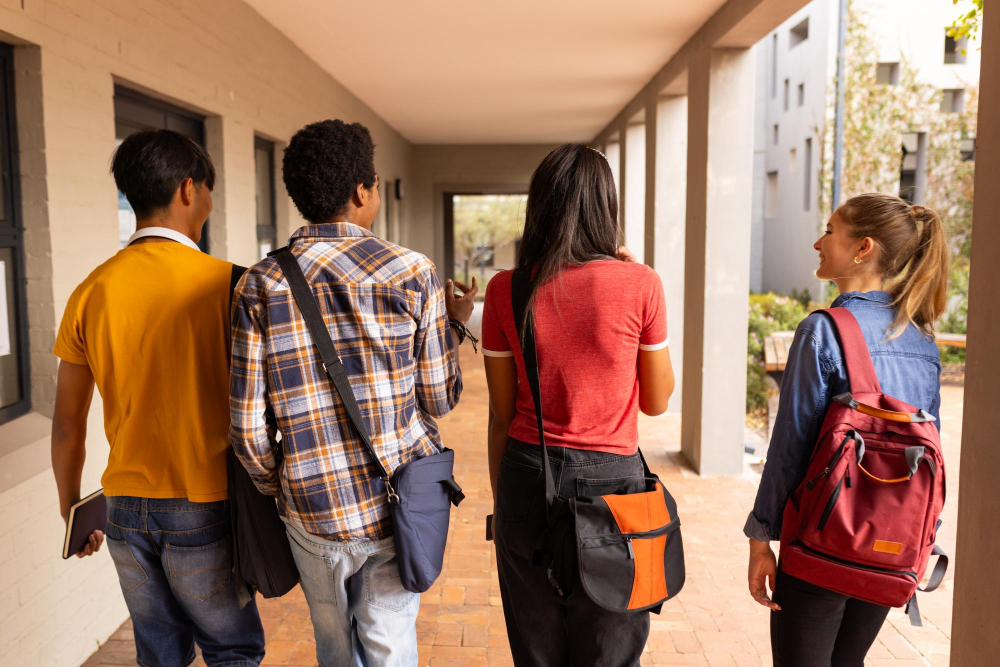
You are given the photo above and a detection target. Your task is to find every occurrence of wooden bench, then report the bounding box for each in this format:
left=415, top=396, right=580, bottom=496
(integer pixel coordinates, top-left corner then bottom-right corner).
left=765, top=331, right=967, bottom=372
left=935, top=333, right=966, bottom=348
left=764, top=331, right=796, bottom=372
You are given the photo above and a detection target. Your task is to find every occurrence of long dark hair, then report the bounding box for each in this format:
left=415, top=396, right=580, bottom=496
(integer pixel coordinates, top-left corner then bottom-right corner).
left=515, top=144, right=621, bottom=321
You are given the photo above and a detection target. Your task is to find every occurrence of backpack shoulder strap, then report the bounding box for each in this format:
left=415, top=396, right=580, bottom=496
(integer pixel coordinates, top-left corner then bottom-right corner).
left=821, top=307, right=882, bottom=395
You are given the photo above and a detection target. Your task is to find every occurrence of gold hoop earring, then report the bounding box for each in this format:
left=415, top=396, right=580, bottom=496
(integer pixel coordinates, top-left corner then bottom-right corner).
left=854, top=257, right=862, bottom=265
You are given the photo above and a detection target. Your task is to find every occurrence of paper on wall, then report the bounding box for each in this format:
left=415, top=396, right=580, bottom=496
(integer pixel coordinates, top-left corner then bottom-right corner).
left=0, top=261, right=9, bottom=357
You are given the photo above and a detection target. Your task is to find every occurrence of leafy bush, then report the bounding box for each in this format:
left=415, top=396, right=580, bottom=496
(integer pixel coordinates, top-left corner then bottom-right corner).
left=747, top=293, right=810, bottom=411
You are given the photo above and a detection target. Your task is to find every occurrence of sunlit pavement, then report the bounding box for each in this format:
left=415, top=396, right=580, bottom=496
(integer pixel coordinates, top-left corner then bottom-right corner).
left=86, top=346, right=961, bottom=666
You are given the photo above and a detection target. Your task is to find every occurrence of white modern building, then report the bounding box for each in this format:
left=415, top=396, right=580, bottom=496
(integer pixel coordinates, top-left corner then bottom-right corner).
left=752, top=0, right=982, bottom=299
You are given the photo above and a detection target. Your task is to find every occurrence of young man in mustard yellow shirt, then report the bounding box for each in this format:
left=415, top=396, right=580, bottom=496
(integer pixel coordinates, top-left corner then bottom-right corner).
left=51, top=130, right=264, bottom=667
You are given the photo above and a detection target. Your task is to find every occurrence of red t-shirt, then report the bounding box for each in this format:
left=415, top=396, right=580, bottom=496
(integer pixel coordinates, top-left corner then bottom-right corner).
left=481, top=261, right=668, bottom=455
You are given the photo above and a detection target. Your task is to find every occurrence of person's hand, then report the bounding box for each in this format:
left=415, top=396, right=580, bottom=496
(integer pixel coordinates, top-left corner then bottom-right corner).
left=748, top=539, right=781, bottom=610
left=445, top=277, right=479, bottom=324
left=76, top=530, right=105, bottom=558
left=617, top=246, right=637, bottom=262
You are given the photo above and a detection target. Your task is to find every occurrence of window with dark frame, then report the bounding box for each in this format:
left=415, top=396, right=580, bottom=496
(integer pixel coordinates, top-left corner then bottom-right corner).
left=783, top=79, right=790, bottom=112
left=876, top=62, right=900, bottom=86
left=254, top=137, right=277, bottom=259
left=0, top=42, right=30, bottom=426
left=945, top=31, right=968, bottom=64
left=771, top=34, right=778, bottom=99
left=789, top=18, right=810, bottom=48
left=804, top=138, right=812, bottom=211
left=113, top=86, right=210, bottom=253
left=941, top=88, right=965, bottom=113
left=798, top=83, right=805, bottom=107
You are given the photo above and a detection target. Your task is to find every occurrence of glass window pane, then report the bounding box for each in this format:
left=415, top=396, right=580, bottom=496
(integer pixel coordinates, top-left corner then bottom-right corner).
left=0, top=246, right=23, bottom=409
left=255, top=147, right=273, bottom=230
left=115, top=135, right=138, bottom=248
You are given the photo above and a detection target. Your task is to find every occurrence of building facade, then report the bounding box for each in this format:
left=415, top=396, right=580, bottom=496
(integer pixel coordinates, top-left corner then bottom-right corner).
left=752, top=0, right=981, bottom=299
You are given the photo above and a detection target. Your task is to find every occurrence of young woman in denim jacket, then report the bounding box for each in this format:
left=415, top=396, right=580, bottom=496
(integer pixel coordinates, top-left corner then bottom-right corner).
left=744, top=193, right=950, bottom=666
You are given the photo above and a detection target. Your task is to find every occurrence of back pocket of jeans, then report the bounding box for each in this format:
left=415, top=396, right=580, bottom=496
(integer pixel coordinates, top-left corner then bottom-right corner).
left=107, top=537, right=147, bottom=593
left=497, top=457, right=542, bottom=526
left=165, top=535, right=232, bottom=602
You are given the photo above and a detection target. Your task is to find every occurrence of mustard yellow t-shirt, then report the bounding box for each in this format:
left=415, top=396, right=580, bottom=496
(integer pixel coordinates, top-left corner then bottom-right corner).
left=53, top=242, right=233, bottom=501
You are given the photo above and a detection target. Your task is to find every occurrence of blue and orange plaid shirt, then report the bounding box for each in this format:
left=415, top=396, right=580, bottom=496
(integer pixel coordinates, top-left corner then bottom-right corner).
left=230, top=223, right=462, bottom=541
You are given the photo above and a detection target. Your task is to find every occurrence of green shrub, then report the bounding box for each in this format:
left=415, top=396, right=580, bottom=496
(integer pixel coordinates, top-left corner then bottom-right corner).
left=747, top=293, right=810, bottom=411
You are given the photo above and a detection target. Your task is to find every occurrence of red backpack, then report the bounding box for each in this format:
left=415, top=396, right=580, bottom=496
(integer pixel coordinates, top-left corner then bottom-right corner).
left=778, top=308, right=948, bottom=626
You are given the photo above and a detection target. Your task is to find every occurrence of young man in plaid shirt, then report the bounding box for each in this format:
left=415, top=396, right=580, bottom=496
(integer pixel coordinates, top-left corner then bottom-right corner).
left=230, top=120, right=476, bottom=666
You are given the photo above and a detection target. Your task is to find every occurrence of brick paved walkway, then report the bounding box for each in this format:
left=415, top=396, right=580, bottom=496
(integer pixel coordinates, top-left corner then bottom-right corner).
left=86, top=348, right=962, bottom=666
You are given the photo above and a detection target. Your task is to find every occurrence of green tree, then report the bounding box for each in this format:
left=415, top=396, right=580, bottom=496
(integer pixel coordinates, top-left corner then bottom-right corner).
left=452, top=195, right=526, bottom=284
left=817, top=2, right=977, bottom=359
left=948, top=0, right=984, bottom=48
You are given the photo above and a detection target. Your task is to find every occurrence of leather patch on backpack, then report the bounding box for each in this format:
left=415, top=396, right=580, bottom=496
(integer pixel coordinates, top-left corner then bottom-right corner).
left=873, top=540, right=903, bottom=555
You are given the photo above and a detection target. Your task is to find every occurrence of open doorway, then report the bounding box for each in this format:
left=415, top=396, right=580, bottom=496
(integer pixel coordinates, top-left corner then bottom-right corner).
left=442, top=192, right=526, bottom=291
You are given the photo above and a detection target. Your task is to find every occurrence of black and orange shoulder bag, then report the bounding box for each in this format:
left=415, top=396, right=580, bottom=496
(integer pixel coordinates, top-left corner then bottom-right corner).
left=511, top=268, right=686, bottom=613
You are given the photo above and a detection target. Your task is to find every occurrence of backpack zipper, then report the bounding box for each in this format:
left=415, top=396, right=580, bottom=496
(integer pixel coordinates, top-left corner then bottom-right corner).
left=806, top=434, right=853, bottom=490
left=792, top=541, right=917, bottom=582
left=816, top=476, right=845, bottom=531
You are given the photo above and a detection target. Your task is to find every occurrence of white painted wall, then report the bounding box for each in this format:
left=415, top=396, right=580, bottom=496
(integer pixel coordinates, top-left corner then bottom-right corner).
left=0, top=1, right=415, bottom=663
left=754, top=0, right=982, bottom=299
left=758, top=0, right=840, bottom=300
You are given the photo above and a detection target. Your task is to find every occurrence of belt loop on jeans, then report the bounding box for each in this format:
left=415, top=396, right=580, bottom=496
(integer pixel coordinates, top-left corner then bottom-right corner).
left=140, top=498, right=148, bottom=519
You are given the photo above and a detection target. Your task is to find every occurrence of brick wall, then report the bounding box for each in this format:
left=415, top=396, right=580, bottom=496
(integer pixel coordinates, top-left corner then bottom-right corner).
left=0, top=0, right=415, bottom=664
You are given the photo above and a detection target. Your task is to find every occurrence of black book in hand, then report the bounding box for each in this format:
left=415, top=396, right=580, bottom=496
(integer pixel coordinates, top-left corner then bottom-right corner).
left=62, top=489, right=107, bottom=559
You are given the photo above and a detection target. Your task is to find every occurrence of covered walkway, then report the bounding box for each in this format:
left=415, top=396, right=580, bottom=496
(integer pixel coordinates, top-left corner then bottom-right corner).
left=85, top=348, right=964, bottom=667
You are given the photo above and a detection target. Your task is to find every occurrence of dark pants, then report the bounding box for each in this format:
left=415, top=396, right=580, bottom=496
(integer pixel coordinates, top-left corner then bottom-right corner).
left=105, top=497, right=266, bottom=667
left=494, top=439, right=650, bottom=667
left=771, top=567, right=890, bottom=667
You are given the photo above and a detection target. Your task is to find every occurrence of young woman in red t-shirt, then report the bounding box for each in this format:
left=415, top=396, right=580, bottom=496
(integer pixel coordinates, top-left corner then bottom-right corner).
left=482, top=144, right=675, bottom=666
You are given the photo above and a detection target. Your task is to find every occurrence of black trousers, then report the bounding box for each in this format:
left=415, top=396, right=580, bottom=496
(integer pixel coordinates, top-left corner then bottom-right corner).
left=494, top=439, right=650, bottom=667
left=771, top=567, right=890, bottom=667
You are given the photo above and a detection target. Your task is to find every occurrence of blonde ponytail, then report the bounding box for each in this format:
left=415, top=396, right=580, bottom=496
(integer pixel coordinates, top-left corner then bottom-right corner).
left=836, top=193, right=950, bottom=339
left=891, top=205, right=949, bottom=338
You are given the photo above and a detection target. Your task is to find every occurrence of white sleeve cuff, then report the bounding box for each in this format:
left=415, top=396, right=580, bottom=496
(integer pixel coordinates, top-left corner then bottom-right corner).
left=638, top=338, right=669, bottom=352
left=481, top=348, right=514, bottom=358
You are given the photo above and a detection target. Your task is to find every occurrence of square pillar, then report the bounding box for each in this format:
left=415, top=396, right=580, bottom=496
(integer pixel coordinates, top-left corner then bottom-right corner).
left=624, top=121, right=646, bottom=261
left=204, top=116, right=257, bottom=266
left=681, top=47, right=756, bottom=476
left=951, top=5, right=1000, bottom=664
left=651, top=95, right=688, bottom=414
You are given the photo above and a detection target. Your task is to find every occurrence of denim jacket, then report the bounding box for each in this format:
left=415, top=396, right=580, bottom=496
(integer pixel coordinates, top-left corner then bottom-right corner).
left=743, top=291, right=942, bottom=543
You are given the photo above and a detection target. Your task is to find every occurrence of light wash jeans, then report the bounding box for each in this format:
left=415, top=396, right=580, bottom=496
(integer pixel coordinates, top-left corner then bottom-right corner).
left=283, top=519, right=420, bottom=667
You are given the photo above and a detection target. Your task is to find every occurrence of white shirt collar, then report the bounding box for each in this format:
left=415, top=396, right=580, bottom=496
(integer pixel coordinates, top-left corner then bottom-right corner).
left=127, top=226, right=201, bottom=252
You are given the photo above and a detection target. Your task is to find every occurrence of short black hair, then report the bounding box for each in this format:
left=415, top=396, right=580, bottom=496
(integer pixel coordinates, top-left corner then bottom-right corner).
left=110, top=129, right=215, bottom=219
left=282, top=119, right=376, bottom=223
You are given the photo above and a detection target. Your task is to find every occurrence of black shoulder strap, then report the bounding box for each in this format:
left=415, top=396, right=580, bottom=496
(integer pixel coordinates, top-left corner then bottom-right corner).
left=231, top=264, right=248, bottom=296
left=510, top=269, right=555, bottom=517
left=269, top=247, right=394, bottom=492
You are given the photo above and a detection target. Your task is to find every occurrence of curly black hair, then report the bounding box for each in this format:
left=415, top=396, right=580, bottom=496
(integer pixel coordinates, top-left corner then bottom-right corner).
left=282, top=120, right=377, bottom=223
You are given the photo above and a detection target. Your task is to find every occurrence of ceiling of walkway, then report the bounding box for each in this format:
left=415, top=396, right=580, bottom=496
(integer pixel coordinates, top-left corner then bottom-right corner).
left=245, top=0, right=729, bottom=144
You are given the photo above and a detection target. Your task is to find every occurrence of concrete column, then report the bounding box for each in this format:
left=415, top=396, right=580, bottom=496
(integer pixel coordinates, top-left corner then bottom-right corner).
left=681, top=47, right=756, bottom=476
left=624, top=122, right=646, bottom=261
left=204, top=116, right=257, bottom=266
left=644, top=99, right=658, bottom=268
left=618, top=131, right=628, bottom=231
left=605, top=140, right=621, bottom=217
left=950, top=6, right=1000, bottom=663
left=653, top=95, right=688, bottom=415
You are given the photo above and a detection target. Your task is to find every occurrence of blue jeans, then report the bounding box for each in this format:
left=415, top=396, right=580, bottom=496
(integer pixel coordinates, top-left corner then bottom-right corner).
left=283, top=519, right=420, bottom=667
left=105, top=497, right=265, bottom=667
